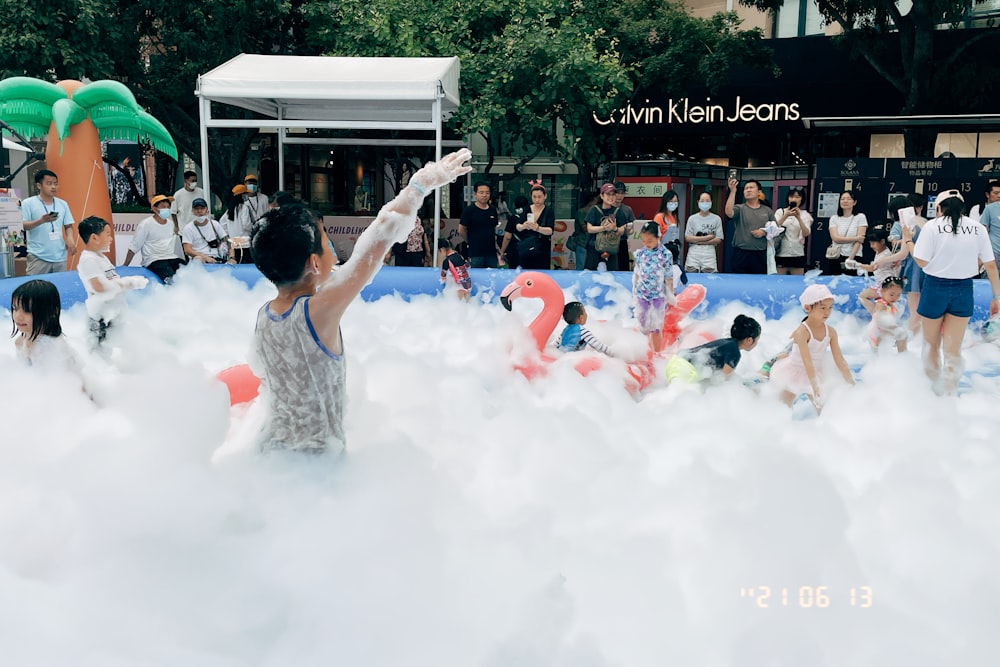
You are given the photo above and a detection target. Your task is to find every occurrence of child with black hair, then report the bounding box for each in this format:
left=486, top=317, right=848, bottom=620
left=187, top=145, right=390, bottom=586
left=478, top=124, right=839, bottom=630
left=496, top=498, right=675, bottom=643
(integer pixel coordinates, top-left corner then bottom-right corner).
left=665, top=314, right=761, bottom=383
left=10, top=279, right=77, bottom=373
left=438, top=238, right=471, bottom=300
left=557, top=301, right=612, bottom=355
left=633, top=221, right=676, bottom=353
left=250, top=149, right=471, bottom=454
left=858, top=276, right=908, bottom=352
left=77, top=216, right=148, bottom=346
left=852, top=227, right=906, bottom=284
left=664, top=239, right=688, bottom=288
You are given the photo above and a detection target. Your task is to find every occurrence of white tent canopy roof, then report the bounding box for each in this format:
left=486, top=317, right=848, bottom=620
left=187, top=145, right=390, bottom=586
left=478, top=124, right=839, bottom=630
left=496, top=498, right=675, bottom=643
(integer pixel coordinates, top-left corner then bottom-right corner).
left=195, top=54, right=463, bottom=254
left=196, top=54, right=461, bottom=125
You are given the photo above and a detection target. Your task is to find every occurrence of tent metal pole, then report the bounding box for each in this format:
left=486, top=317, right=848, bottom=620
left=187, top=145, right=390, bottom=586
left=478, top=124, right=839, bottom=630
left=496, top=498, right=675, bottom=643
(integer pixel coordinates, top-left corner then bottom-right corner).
left=433, top=95, right=442, bottom=257
left=198, top=94, right=212, bottom=209
left=277, top=106, right=285, bottom=195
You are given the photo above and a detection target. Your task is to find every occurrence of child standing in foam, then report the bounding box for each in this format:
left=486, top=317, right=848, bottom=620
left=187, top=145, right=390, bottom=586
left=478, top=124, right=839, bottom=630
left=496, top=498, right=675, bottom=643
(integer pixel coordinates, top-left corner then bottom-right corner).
left=9, top=279, right=78, bottom=375
left=76, top=216, right=148, bottom=347
left=250, top=149, right=472, bottom=455
left=769, top=284, right=855, bottom=410
left=632, top=221, right=677, bottom=353
left=438, top=238, right=472, bottom=300
left=858, top=276, right=908, bottom=352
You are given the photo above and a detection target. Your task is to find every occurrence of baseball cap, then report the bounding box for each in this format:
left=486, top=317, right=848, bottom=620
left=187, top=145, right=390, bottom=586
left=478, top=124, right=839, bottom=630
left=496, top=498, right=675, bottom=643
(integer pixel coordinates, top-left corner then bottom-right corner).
left=613, top=182, right=627, bottom=193
left=934, top=189, right=963, bottom=208
left=232, top=184, right=249, bottom=196
left=244, top=174, right=258, bottom=182
left=799, top=284, right=834, bottom=308
left=600, top=183, right=616, bottom=195
left=150, top=194, right=173, bottom=207
left=192, top=197, right=209, bottom=208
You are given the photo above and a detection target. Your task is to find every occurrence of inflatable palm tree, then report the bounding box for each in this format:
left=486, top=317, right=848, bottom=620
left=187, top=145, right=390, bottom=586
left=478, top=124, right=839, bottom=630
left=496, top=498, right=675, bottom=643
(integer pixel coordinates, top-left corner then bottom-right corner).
left=0, top=77, right=178, bottom=266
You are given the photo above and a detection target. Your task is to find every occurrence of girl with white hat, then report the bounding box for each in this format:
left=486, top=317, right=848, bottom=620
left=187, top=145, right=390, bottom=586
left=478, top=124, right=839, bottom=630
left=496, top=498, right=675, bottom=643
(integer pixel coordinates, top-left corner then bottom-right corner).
left=769, top=283, right=855, bottom=411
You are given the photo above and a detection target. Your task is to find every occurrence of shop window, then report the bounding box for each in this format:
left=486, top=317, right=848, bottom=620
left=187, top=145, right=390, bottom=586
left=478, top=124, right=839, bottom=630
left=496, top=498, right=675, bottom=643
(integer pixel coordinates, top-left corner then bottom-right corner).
left=935, top=133, right=977, bottom=158
left=978, top=133, right=1000, bottom=158
left=869, top=134, right=905, bottom=158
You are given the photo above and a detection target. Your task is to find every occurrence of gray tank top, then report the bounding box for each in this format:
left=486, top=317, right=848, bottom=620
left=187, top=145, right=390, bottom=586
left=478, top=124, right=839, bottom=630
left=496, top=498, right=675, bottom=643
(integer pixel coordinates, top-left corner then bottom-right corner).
left=254, top=295, right=346, bottom=454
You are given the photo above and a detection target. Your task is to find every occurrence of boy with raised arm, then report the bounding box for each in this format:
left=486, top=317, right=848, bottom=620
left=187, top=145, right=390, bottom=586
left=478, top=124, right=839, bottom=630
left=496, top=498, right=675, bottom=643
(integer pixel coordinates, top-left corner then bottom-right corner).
left=250, top=149, right=471, bottom=454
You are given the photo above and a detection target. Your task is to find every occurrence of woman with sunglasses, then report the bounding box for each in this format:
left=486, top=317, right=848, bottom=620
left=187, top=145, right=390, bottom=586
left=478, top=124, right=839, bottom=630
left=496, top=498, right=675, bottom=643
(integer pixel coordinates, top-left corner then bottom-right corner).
left=902, top=189, right=1000, bottom=393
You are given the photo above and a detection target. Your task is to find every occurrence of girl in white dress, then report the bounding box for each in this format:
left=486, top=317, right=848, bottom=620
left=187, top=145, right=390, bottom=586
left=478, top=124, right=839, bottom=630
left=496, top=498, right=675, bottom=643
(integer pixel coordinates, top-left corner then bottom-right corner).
left=769, top=284, right=855, bottom=411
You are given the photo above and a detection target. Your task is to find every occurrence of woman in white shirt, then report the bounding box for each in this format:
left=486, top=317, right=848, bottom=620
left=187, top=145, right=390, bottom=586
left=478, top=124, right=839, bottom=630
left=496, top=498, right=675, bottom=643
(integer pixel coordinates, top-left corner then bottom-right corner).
left=824, top=190, right=867, bottom=275
left=903, top=188, right=1000, bottom=394
left=774, top=187, right=813, bottom=275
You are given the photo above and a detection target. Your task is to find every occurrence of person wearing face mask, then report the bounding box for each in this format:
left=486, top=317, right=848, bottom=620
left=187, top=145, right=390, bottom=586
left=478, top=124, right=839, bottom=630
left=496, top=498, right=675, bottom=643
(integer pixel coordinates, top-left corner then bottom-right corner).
left=684, top=191, right=723, bottom=273
left=243, top=174, right=270, bottom=223
left=124, top=194, right=184, bottom=283
left=654, top=190, right=682, bottom=244
left=181, top=198, right=234, bottom=264
left=170, top=171, right=205, bottom=229
left=220, top=185, right=255, bottom=264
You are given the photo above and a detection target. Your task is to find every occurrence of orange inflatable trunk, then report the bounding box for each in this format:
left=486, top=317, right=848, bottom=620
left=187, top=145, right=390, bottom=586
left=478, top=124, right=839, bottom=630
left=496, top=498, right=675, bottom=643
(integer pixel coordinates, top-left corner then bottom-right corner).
left=44, top=80, right=116, bottom=269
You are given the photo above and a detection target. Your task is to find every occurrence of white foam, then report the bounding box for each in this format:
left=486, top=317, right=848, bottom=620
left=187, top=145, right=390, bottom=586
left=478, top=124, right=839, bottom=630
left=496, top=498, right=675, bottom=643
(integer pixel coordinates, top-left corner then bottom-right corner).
left=1, top=267, right=999, bottom=665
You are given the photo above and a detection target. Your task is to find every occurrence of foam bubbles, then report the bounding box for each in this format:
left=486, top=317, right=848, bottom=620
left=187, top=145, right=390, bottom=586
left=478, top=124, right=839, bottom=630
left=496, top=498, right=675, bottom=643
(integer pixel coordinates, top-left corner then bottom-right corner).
left=1, top=267, right=999, bottom=665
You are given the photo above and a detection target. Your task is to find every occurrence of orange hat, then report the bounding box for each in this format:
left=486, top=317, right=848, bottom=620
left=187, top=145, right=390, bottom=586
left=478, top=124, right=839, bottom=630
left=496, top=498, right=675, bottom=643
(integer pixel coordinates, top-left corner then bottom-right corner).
left=150, top=194, right=173, bottom=207
left=244, top=174, right=258, bottom=182
left=232, top=184, right=249, bottom=196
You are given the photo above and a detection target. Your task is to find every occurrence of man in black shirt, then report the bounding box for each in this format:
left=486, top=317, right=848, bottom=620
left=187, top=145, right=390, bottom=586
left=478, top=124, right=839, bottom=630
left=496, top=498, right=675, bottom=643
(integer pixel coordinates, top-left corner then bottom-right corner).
left=460, top=181, right=500, bottom=268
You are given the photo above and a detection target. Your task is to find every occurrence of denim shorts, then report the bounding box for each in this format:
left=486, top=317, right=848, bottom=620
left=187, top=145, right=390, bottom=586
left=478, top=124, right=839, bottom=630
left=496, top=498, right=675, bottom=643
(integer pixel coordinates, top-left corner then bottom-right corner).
left=917, top=274, right=974, bottom=319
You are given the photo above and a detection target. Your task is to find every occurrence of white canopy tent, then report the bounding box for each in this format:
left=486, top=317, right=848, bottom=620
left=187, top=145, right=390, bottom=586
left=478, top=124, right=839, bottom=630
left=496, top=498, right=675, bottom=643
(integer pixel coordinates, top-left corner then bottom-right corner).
left=195, top=54, right=462, bottom=249
left=3, top=138, right=30, bottom=153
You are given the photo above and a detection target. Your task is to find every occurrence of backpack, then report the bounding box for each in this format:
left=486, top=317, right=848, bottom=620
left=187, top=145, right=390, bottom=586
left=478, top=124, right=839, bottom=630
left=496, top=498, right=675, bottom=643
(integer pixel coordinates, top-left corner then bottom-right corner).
left=593, top=205, right=621, bottom=253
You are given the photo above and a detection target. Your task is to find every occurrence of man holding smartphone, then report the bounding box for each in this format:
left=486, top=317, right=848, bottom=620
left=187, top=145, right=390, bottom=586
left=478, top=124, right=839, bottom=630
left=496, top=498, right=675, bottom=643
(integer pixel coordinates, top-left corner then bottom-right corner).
left=21, top=169, right=77, bottom=275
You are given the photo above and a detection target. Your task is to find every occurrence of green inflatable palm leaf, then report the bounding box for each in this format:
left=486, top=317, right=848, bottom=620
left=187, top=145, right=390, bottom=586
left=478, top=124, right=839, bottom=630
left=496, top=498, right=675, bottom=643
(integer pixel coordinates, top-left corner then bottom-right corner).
left=52, top=99, right=88, bottom=143
left=0, top=77, right=68, bottom=139
left=0, top=77, right=177, bottom=159
left=136, top=110, right=178, bottom=161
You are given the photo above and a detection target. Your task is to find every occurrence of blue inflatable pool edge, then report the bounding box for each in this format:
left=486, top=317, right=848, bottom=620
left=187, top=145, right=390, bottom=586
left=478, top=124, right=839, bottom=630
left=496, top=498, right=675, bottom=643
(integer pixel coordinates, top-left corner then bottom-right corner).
left=2, top=265, right=998, bottom=322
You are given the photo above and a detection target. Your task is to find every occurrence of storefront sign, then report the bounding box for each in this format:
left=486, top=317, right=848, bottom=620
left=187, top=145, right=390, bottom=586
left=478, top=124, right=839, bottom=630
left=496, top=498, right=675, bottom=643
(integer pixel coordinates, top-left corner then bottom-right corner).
left=622, top=182, right=671, bottom=198
left=594, top=96, right=801, bottom=127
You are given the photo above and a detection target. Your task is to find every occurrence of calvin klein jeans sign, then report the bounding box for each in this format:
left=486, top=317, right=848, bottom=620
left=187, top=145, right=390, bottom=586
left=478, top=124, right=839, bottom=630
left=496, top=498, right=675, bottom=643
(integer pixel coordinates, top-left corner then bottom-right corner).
left=594, top=96, right=801, bottom=126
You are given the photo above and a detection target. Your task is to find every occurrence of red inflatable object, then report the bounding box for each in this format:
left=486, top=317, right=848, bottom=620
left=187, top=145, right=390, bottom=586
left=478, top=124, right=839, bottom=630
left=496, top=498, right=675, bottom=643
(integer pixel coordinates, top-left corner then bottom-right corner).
left=661, top=284, right=707, bottom=350
left=499, top=271, right=660, bottom=393
left=216, top=364, right=261, bottom=406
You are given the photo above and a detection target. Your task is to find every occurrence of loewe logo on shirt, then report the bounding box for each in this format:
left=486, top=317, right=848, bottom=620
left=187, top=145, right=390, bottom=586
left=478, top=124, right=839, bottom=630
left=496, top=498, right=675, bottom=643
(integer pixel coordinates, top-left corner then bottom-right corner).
left=938, top=223, right=982, bottom=234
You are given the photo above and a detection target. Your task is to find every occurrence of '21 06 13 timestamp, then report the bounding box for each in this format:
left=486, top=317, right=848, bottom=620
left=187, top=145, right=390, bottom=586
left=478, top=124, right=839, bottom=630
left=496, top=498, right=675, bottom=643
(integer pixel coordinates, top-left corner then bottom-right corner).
left=740, top=586, right=873, bottom=608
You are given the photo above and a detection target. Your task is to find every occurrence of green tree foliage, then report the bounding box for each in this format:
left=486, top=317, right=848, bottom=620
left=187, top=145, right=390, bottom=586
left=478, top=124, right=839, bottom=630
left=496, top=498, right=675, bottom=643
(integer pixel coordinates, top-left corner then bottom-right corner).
left=128, top=0, right=308, bottom=202
left=303, top=0, right=633, bottom=176
left=0, top=0, right=139, bottom=82
left=613, top=1, right=772, bottom=93
left=0, top=0, right=771, bottom=192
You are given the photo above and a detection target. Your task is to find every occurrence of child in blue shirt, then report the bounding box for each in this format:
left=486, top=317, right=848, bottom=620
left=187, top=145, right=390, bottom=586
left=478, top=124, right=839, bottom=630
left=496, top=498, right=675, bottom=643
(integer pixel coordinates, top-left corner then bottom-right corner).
left=558, top=301, right=612, bottom=355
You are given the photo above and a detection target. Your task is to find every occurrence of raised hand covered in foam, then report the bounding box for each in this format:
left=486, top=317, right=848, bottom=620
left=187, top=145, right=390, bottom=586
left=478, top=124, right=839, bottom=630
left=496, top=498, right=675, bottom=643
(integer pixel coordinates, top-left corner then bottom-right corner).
left=376, top=148, right=473, bottom=243
left=325, top=149, right=472, bottom=293
left=408, top=148, right=473, bottom=196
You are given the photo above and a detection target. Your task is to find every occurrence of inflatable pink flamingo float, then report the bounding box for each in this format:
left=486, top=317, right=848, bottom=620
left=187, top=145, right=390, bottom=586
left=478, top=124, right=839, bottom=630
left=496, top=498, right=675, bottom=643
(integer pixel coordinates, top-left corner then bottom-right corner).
left=499, top=272, right=707, bottom=393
